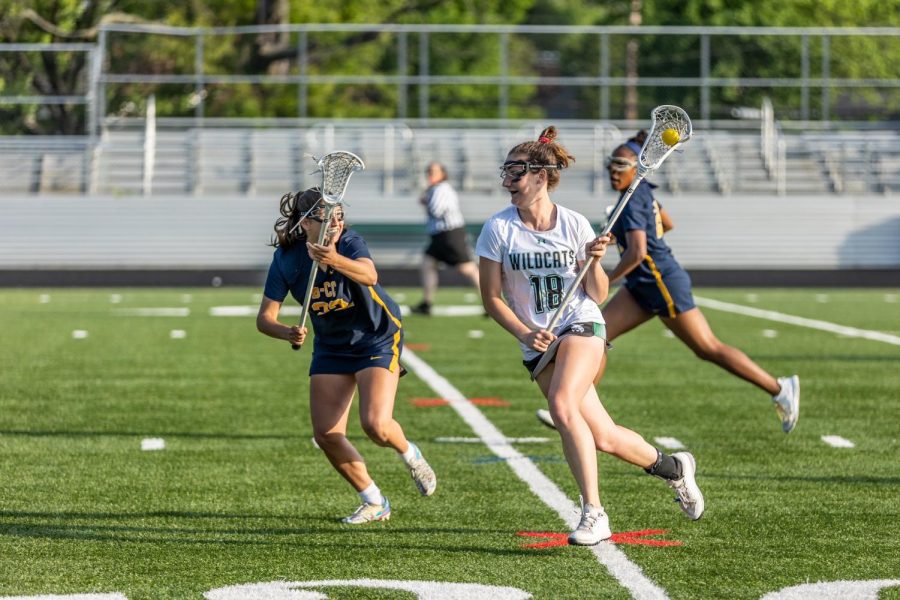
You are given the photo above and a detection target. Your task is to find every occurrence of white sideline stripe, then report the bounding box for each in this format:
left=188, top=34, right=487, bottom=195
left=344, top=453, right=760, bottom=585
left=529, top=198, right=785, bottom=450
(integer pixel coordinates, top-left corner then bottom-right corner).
left=112, top=307, right=190, bottom=317
left=210, top=305, right=301, bottom=317
left=170, top=329, right=187, bottom=339
left=141, top=438, right=165, bottom=451
left=653, top=437, right=685, bottom=450
left=400, top=304, right=485, bottom=317
left=210, top=304, right=485, bottom=318
left=402, top=349, right=667, bottom=600
left=71, top=330, right=88, bottom=339
left=821, top=435, right=855, bottom=448
left=694, top=296, right=900, bottom=346
left=435, top=436, right=551, bottom=444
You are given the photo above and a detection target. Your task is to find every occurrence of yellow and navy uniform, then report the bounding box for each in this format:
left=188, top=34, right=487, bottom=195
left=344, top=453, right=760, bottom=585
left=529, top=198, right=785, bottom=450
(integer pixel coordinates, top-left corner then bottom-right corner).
left=264, top=229, right=403, bottom=375
left=609, top=180, right=695, bottom=318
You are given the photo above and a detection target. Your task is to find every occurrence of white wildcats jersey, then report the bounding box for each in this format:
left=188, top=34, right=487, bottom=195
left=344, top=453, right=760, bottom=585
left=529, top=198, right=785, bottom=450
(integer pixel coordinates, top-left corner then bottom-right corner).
left=476, top=204, right=605, bottom=359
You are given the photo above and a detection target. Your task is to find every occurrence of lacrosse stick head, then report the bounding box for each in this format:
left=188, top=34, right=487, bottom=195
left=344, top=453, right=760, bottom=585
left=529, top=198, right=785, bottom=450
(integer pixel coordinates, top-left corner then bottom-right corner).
left=316, top=151, right=366, bottom=206
left=639, top=105, right=693, bottom=171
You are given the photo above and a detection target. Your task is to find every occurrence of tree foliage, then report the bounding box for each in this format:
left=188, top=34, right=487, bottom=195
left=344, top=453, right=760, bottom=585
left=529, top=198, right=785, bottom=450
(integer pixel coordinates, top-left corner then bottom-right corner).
left=1, top=0, right=897, bottom=134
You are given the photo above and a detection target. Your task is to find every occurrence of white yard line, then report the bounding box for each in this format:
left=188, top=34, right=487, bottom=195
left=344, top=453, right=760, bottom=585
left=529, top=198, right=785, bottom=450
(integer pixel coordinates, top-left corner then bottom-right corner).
left=694, top=296, right=900, bottom=346
left=821, top=435, right=855, bottom=449
left=402, top=349, right=668, bottom=600
left=653, top=437, right=685, bottom=450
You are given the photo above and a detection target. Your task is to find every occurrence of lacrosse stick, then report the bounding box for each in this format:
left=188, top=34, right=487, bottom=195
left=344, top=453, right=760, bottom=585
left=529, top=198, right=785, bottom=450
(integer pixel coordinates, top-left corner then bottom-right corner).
left=291, top=151, right=365, bottom=350
left=544, top=105, right=692, bottom=334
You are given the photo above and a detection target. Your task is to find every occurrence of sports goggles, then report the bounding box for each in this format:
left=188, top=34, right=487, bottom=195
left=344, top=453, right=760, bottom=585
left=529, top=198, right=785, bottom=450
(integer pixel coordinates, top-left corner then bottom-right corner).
left=499, top=160, right=559, bottom=180
left=307, top=211, right=344, bottom=223
left=605, top=156, right=637, bottom=172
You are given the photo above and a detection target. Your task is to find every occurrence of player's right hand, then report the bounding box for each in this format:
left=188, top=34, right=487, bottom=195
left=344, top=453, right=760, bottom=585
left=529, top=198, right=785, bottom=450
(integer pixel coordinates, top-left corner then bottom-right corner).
left=520, top=329, right=556, bottom=352
left=289, top=326, right=307, bottom=346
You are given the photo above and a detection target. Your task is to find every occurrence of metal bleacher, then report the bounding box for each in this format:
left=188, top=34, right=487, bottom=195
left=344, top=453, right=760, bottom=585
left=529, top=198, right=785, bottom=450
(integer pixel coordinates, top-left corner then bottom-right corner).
left=3, top=122, right=898, bottom=199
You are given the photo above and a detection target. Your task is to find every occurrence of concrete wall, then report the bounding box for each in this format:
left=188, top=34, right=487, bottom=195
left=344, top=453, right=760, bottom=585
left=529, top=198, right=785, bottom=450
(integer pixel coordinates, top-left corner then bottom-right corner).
left=1, top=191, right=899, bottom=274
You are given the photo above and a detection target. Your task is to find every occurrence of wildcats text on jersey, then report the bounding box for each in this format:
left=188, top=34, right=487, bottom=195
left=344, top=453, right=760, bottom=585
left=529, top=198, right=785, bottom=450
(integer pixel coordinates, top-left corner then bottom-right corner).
left=508, top=250, right=576, bottom=271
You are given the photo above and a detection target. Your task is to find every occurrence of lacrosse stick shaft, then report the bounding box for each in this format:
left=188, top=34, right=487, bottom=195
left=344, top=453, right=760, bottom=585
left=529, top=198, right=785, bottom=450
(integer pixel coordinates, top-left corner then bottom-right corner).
left=543, top=172, right=647, bottom=333
left=291, top=204, right=335, bottom=351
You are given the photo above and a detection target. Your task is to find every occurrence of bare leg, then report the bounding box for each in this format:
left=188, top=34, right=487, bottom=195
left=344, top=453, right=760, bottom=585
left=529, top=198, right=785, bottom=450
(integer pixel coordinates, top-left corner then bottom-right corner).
left=309, top=373, right=372, bottom=492
left=662, top=308, right=781, bottom=395
left=421, top=255, right=439, bottom=305
left=355, top=366, right=409, bottom=452
left=536, top=336, right=606, bottom=507
left=579, top=383, right=658, bottom=468
left=456, top=260, right=480, bottom=291
left=594, top=287, right=656, bottom=385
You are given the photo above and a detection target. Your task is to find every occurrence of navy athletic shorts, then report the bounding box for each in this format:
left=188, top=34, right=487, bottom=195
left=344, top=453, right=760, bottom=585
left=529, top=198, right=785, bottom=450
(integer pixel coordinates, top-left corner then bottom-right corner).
left=310, top=334, right=406, bottom=377
left=625, top=269, right=696, bottom=318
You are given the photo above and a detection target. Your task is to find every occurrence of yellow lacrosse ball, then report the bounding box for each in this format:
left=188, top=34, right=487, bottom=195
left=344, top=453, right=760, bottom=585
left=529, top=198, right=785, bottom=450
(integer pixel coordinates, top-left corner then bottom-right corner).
left=661, top=128, right=680, bottom=146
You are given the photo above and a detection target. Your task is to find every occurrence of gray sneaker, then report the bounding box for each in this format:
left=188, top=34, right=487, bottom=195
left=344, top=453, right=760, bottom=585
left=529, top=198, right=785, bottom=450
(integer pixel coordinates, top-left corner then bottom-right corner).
left=773, top=375, right=800, bottom=433
left=536, top=408, right=556, bottom=430
left=406, top=443, right=437, bottom=497
left=568, top=496, right=611, bottom=546
left=667, top=452, right=705, bottom=521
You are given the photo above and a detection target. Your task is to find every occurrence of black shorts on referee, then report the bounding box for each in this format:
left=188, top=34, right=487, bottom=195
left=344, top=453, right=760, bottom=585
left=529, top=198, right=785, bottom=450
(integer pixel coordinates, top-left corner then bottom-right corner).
left=425, top=227, right=473, bottom=266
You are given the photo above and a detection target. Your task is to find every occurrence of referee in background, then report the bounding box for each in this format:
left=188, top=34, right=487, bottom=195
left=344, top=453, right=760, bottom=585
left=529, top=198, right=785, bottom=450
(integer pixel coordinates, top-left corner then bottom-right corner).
left=412, top=162, right=480, bottom=315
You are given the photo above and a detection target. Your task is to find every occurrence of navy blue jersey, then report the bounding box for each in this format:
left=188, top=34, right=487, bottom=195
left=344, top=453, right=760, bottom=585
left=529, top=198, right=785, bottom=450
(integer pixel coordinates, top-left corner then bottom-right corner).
left=263, top=229, right=402, bottom=353
left=609, top=180, right=685, bottom=286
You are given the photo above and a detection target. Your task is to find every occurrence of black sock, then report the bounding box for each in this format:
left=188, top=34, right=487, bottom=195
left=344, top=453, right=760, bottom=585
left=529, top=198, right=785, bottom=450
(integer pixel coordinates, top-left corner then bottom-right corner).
left=644, top=449, right=683, bottom=480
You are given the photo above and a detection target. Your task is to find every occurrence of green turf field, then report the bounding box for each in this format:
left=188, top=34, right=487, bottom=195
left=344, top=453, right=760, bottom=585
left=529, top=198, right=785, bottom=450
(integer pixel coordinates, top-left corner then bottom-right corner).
left=0, top=287, right=898, bottom=599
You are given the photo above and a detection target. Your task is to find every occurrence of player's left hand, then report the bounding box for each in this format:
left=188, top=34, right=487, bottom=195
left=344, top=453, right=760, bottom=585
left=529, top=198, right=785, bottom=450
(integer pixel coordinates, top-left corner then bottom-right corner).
left=586, top=234, right=611, bottom=260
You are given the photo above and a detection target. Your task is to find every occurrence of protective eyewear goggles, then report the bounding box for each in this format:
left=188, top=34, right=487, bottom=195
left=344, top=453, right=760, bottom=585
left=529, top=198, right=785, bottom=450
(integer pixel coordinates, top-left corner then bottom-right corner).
left=605, top=156, right=637, bottom=172
left=498, top=160, right=559, bottom=180
left=307, top=211, right=344, bottom=223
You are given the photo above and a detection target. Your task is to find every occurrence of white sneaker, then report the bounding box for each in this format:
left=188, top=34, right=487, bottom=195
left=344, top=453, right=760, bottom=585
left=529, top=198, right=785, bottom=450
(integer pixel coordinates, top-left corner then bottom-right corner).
left=406, top=443, right=437, bottom=497
left=568, top=496, right=611, bottom=546
left=341, top=497, right=391, bottom=524
left=773, top=375, right=800, bottom=433
left=667, top=452, right=705, bottom=521
left=536, top=408, right=556, bottom=430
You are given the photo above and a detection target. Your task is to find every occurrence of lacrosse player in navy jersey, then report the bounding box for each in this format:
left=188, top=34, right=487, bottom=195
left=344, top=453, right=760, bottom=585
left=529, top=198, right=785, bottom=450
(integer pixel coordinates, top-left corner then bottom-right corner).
left=256, top=187, right=436, bottom=524
left=536, top=130, right=799, bottom=434
left=477, top=126, right=704, bottom=546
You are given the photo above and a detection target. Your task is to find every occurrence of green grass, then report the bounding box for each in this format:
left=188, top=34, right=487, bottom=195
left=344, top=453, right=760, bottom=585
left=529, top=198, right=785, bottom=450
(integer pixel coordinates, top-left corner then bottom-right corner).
left=1, top=287, right=898, bottom=599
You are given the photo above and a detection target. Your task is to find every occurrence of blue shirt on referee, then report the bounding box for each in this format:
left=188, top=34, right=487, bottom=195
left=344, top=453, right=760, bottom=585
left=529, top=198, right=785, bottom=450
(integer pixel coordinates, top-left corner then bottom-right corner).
left=263, top=229, right=402, bottom=353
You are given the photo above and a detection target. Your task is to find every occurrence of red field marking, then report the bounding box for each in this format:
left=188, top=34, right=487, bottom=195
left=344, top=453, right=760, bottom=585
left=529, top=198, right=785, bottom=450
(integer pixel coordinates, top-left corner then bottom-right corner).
left=411, top=398, right=449, bottom=407
left=517, top=529, right=681, bottom=549
left=609, top=529, right=682, bottom=547
left=470, top=397, right=510, bottom=407
left=411, top=397, right=509, bottom=408
left=405, top=343, right=431, bottom=351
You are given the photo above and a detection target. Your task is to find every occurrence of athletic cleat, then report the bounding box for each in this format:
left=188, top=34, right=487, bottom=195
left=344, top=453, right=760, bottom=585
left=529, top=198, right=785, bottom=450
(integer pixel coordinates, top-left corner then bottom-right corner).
left=568, top=496, right=611, bottom=546
left=667, top=452, right=704, bottom=520
left=341, top=497, right=391, bottom=524
left=411, top=301, right=432, bottom=316
left=536, top=408, right=557, bottom=430
left=406, top=444, right=437, bottom=496
left=773, top=375, right=800, bottom=433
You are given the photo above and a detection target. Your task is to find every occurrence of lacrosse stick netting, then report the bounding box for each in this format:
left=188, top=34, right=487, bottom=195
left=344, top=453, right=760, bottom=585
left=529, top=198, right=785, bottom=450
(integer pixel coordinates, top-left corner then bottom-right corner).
left=540, top=106, right=692, bottom=337
left=292, top=151, right=366, bottom=350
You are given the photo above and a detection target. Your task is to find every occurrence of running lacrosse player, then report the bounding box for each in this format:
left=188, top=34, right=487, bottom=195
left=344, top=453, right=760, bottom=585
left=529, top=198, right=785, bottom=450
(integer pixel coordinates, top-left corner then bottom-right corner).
left=256, top=187, right=436, bottom=524
left=476, top=127, right=704, bottom=546
left=536, top=130, right=799, bottom=434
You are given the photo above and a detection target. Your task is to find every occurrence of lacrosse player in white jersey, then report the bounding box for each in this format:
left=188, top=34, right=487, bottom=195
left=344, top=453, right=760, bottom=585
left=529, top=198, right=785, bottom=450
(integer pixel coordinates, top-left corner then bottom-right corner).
left=476, top=126, right=704, bottom=546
